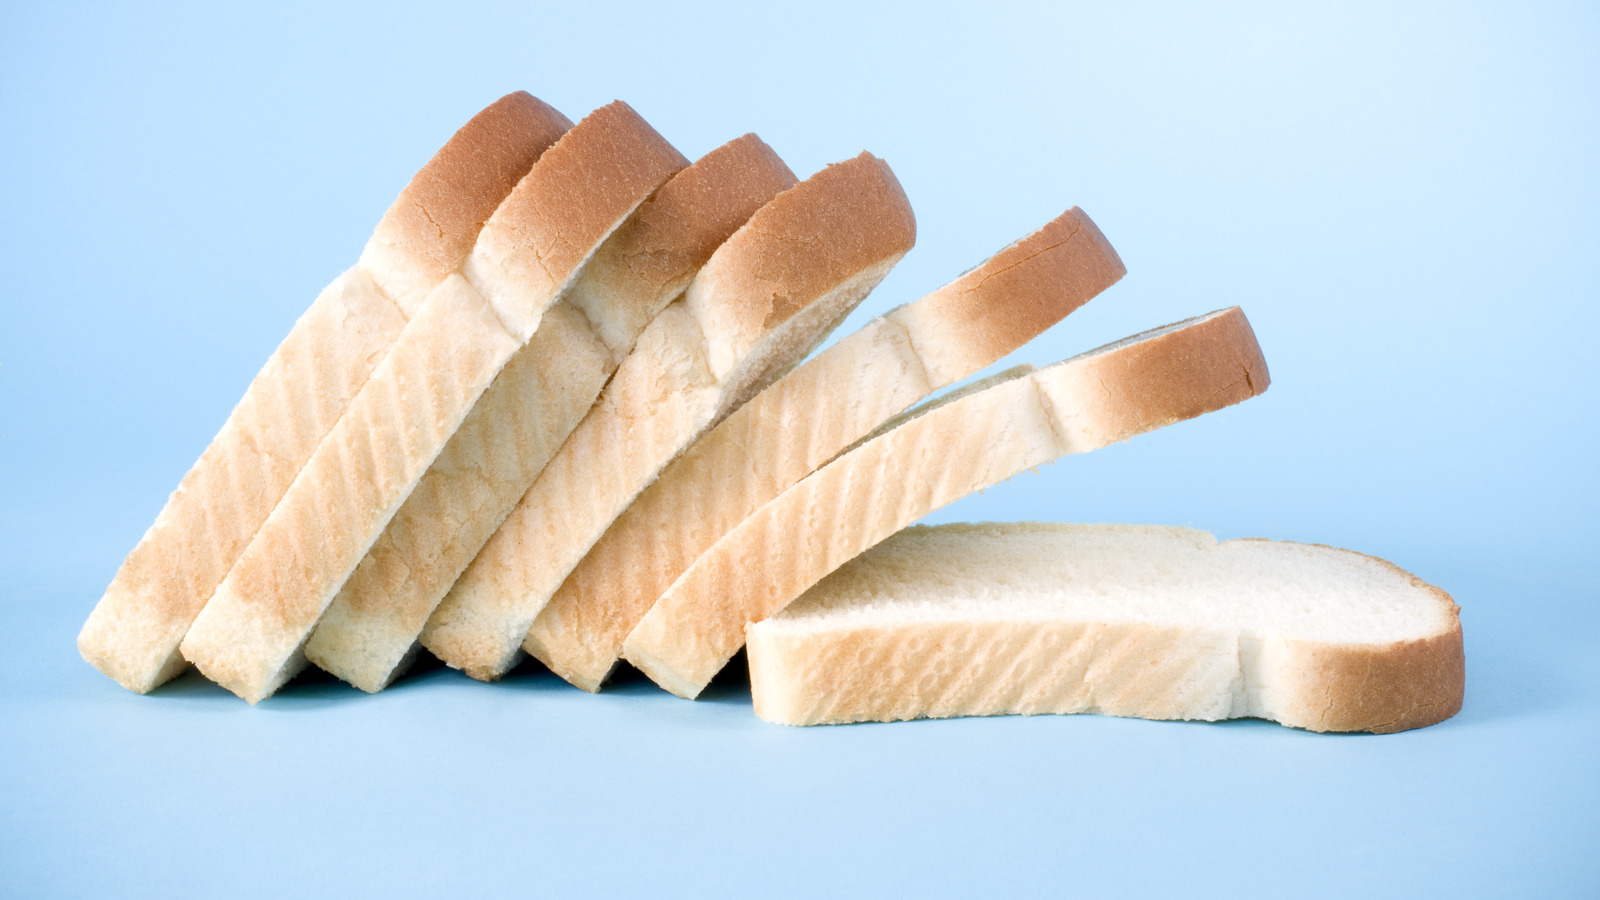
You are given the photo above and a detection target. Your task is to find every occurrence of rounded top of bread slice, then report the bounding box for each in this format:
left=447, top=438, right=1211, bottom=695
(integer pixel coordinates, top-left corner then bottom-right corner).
left=464, top=100, right=690, bottom=337
left=685, top=151, right=917, bottom=395
left=888, top=207, right=1127, bottom=387
left=563, top=133, right=799, bottom=357
left=766, top=522, right=1459, bottom=647
left=362, top=92, right=574, bottom=312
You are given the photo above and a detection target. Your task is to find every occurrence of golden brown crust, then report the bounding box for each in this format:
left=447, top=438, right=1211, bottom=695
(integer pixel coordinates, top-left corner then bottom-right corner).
left=1038, top=307, right=1270, bottom=451
left=689, top=152, right=916, bottom=358
left=1254, top=544, right=1465, bottom=733
left=609, top=133, right=799, bottom=311
left=470, top=101, right=689, bottom=330
left=890, top=207, right=1126, bottom=387
left=365, top=93, right=573, bottom=311
left=568, top=134, right=798, bottom=355
left=383, top=93, right=572, bottom=281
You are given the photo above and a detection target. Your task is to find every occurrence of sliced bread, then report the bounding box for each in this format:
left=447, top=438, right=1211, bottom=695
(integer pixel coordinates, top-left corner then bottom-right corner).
left=179, top=101, right=686, bottom=702
left=746, top=523, right=1465, bottom=733
left=304, top=135, right=797, bottom=692
left=424, top=153, right=919, bottom=683
left=622, top=307, right=1271, bottom=698
left=77, top=92, right=571, bottom=693
left=532, top=208, right=1126, bottom=691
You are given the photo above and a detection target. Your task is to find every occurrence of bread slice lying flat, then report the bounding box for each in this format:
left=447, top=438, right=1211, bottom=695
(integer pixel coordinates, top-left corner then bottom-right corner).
left=532, top=208, right=1126, bottom=691
left=623, top=307, right=1271, bottom=698
left=304, top=135, right=797, bottom=693
left=747, top=523, right=1465, bottom=733
left=77, top=92, right=571, bottom=693
left=179, top=101, right=686, bottom=702
left=425, top=153, right=918, bottom=683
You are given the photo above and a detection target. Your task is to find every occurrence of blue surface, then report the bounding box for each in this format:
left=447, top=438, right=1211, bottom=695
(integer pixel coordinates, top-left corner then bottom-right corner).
left=3, top=2, right=1596, bottom=896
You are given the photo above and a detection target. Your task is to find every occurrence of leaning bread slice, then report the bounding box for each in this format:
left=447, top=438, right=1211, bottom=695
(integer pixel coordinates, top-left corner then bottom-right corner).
left=747, top=523, right=1465, bottom=733
left=622, top=307, right=1271, bottom=698
left=304, top=135, right=797, bottom=693
left=424, top=153, right=918, bottom=683
left=532, top=208, right=1125, bottom=691
left=179, top=102, right=686, bottom=702
left=77, top=92, right=571, bottom=693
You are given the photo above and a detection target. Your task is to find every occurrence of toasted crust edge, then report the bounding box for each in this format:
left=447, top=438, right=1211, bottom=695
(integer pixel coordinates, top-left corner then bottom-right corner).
left=890, top=207, right=1126, bottom=387
left=687, top=152, right=917, bottom=373
left=364, top=92, right=573, bottom=308
left=1250, top=542, right=1465, bottom=733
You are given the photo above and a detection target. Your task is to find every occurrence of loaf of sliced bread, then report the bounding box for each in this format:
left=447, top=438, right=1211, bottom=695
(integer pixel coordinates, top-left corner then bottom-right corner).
left=179, top=101, right=686, bottom=702
left=746, top=523, right=1465, bottom=733
left=304, top=135, right=797, bottom=692
left=532, top=208, right=1126, bottom=691
left=623, top=307, right=1271, bottom=698
left=425, top=153, right=918, bottom=683
left=77, top=92, right=571, bottom=693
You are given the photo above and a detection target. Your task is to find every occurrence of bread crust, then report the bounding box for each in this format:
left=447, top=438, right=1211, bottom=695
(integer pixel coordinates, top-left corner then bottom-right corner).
left=686, top=152, right=917, bottom=380
left=362, top=92, right=573, bottom=314
left=567, top=133, right=799, bottom=357
left=531, top=208, right=1125, bottom=694
left=1037, top=306, right=1270, bottom=451
left=888, top=207, right=1125, bottom=385
left=1258, top=543, right=1464, bottom=733
left=622, top=309, right=1270, bottom=698
left=179, top=103, right=685, bottom=702
left=747, top=525, right=1464, bottom=733
left=466, top=101, right=689, bottom=338
left=78, top=94, right=569, bottom=694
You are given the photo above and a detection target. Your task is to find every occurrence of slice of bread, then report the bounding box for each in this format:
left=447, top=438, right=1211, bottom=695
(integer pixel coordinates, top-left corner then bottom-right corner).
left=424, top=153, right=919, bottom=684
left=303, top=135, right=797, bottom=693
left=746, top=523, right=1465, bottom=733
left=622, top=307, right=1272, bottom=698
left=178, top=101, right=686, bottom=702
left=533, top=208, right=1126, bottom=691
left=77, top=92, right=571, bottom=693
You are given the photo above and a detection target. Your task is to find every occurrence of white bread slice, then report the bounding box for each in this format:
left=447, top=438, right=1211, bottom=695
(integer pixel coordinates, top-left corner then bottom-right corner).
left=533, top=208, right=1126, bottom=691
left=179, top=102, right=687, bottom=702
left=76, top=93, right=571, bottom=693
left=425, top=153, right=919, bottom=683
left=623, top=307, right=1272, bottom=698
left=746, top=523, right=1465, bottom=733
left=304, top=135, right=798, bottom=692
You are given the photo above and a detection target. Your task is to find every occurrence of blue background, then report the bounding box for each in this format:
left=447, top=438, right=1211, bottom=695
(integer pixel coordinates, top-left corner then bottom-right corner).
left=3, top=1, right=1596, bottom=896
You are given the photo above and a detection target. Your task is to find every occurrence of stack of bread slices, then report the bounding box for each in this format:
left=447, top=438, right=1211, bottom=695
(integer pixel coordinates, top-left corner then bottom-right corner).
left=78, top=92, right=1464, bottom=733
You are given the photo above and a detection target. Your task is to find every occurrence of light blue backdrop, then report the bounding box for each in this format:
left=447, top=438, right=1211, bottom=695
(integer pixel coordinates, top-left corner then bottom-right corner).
left=2, top=2, right=1595, bottom=897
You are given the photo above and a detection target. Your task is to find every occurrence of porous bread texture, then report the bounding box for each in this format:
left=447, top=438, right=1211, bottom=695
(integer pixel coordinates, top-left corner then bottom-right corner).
left=621, top=307, right=1271, bottom=698
left=747, top=523, right=1465, bottom=733
left=533, top=208, right=1125, bottom=692
left=304, top=135, right=797, bottom=693
left=425, top=152, right=918, bottom=684
left=179, top=102, right=685, bottom=702
left=77, top=92, right=570, bottom=693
